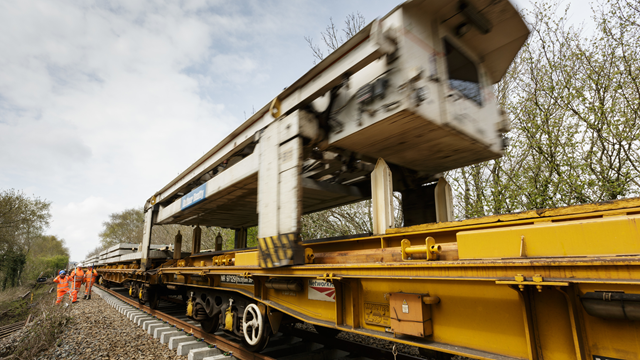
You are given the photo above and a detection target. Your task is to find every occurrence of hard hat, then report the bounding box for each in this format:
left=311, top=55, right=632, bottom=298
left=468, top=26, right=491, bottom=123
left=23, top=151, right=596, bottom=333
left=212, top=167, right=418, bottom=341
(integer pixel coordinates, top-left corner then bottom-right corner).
left=76, top=263, right=82, bottom=267
left=59, top=270, right=66, bottom=275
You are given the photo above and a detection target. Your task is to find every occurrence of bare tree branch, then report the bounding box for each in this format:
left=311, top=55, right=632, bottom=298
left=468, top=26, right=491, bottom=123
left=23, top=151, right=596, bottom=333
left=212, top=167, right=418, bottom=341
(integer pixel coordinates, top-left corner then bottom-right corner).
left=305, top=12, right=367, bottom=65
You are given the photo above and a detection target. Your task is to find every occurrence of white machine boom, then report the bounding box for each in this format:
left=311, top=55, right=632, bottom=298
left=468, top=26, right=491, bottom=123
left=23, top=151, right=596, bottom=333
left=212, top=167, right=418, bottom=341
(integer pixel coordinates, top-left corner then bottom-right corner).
left=139, top=0, right=529, bottom=269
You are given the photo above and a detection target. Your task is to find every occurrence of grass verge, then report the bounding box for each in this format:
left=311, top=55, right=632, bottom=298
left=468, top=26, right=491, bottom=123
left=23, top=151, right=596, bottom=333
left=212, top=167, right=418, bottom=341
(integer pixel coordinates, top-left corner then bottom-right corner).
left=0, top=283, right=72, bottom=359
left=0, top=282, right=56, bottom=327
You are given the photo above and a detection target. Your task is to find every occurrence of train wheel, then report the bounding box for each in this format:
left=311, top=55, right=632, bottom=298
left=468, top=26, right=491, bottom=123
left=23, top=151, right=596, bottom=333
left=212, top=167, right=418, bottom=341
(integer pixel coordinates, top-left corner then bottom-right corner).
left=242, top=304, right=270, bottom=352
left=149, top=290, right=159, bottom=310
left=200, top=314, right=220, bottom=333
left=133, top=283, right=139, bottom=299
left=313, top=324, right=340, bottom=338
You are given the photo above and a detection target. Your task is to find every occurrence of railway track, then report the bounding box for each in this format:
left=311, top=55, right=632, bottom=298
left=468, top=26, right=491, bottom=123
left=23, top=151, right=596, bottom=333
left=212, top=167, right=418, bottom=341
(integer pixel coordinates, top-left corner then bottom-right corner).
left=0, top=319, right=28, bottom=340
left=94, top=285, right=428, bottom=360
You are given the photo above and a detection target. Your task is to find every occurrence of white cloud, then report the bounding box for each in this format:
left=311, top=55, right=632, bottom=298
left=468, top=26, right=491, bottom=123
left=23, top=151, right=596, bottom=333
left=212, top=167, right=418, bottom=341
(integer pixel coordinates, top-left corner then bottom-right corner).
left=49, top=196, right=123, bottom=261
left=0, top=0, right=241, bottom=260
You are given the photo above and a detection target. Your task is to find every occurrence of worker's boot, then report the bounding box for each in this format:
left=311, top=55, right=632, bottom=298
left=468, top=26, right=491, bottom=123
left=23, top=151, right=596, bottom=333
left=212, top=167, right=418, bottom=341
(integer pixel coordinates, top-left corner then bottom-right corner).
left=88, top=295, right=91, bottom=300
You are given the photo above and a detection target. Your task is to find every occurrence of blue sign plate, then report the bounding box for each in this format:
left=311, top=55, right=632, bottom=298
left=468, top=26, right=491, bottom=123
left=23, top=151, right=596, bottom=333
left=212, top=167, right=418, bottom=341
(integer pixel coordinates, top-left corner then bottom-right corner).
left=180, top=183, right=206, bottom=210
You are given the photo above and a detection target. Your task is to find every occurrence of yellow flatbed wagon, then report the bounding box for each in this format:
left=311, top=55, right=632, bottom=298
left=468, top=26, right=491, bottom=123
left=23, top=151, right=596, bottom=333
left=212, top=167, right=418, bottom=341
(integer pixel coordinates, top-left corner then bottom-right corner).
left=98, top=198, right=640, bottom=359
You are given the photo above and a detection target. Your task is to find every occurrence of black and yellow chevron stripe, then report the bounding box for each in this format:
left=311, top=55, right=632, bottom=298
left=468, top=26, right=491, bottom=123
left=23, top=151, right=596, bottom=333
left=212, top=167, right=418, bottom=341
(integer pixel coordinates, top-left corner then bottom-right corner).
left=258, top=233, right=302, bottom=268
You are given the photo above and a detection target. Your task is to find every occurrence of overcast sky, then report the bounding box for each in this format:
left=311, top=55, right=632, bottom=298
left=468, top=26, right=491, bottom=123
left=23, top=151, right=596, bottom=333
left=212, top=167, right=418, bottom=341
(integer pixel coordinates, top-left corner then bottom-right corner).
left=0, top=0, right=590, bottom=261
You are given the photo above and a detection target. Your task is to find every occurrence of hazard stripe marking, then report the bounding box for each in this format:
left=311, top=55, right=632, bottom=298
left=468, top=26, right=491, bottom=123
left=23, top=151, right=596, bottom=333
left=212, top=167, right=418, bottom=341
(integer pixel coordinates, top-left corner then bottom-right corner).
left=257, top=232, right=300, bottom=268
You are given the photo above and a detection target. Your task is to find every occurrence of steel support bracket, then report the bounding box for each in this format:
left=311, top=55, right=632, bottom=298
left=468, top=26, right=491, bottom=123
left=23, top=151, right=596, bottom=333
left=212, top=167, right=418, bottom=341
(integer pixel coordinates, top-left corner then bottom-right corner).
left=401, top=237, right=441, bottom=261
left=317, top=273, right=342, bottom=283
left=305, top=248, right=315, bottom=264
left=496, top=274, right=569, bottom=292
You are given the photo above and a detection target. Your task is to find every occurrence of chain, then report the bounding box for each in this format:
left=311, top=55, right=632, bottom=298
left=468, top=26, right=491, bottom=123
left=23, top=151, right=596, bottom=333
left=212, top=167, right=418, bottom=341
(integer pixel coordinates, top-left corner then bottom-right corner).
left=392, top=344, right=398, bottom=360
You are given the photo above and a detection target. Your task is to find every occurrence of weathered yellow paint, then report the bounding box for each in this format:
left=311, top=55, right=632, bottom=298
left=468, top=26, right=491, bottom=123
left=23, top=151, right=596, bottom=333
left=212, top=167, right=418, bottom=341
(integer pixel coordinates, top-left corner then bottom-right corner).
left=235, top=251, right=258, bottom=266
left=531, top=288, right=578, bottom=360
left=578, top=283, right=640, bottom=359
left=96, top=198, right=640, bottom=359
left=265, top=284, right=336, bottom=323
left=224, top=306, right=234, bottom=331
left=186, top=298, right=193, bottom=316
left=401, top=237, right=439, bottom=261
left=362, top=279, right=529, bottom=358
left=389, top=197, right=640, bottom=235
left=458, top=214, right=640, bottom=259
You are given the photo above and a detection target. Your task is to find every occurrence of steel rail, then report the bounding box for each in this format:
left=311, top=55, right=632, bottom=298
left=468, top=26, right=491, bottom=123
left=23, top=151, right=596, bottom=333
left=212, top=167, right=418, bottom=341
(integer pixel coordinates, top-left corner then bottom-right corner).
left=0, top=320, right=26, bottom=339
left=96, top=285, right=276, bottom=360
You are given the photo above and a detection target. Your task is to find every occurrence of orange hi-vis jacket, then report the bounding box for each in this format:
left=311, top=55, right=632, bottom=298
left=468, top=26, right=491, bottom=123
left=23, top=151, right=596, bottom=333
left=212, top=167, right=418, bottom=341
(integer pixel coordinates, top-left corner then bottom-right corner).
left=70, top=268, right=85, bottom=291
left=84, top=269, right=97, bottom=285
left=54, top=274, right=69, bottom=291
left=54, top=274, right=70, bottom=303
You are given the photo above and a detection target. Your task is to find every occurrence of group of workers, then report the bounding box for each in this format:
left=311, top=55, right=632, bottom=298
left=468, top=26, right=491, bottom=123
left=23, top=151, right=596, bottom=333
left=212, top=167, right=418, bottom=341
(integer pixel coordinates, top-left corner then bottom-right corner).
left=53, top=263, right=98, bottom=304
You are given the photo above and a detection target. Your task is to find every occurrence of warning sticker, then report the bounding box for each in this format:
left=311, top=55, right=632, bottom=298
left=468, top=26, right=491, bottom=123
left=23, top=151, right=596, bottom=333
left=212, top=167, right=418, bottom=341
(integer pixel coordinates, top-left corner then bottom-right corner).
left=308, top=280, right=335, bottom=302
left=402, top=299, right=409, bottom=313
left=364, top=302, right=390, bottom=327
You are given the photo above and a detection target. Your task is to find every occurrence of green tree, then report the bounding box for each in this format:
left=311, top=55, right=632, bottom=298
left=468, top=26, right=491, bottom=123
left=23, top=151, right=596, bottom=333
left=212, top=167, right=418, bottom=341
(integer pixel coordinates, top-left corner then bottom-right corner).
left=303, top=1, right=640, bottom=227
left=0, top=248, right=26, bottom=290
left=448, top=0, right=640, bottom=218
left=85, top=245, right=103, bottom=258
left=28, top=235, right=70, bottom=259
left=0, top=189, right=51, bottom=289
left=22, top=235, right=70, bottom=281
left=98, top=208, right=145, bottom=248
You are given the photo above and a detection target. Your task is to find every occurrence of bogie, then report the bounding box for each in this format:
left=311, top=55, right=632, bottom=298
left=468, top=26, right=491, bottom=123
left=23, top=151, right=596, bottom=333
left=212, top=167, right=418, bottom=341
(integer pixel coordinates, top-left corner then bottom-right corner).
left=242, top=304, right=271, bottom=352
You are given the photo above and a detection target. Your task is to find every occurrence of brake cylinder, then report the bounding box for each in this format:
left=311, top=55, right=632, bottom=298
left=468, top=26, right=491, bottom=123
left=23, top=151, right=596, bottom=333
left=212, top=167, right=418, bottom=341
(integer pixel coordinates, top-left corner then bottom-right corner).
left=265, top=278, right=302, bottom=291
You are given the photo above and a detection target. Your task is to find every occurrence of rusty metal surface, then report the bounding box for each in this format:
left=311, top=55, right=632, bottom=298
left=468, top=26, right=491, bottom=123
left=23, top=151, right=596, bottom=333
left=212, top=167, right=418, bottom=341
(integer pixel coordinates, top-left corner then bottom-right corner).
left=96, top=285, right=276, bottom=360
left=389, top=293, right=432, bottom=337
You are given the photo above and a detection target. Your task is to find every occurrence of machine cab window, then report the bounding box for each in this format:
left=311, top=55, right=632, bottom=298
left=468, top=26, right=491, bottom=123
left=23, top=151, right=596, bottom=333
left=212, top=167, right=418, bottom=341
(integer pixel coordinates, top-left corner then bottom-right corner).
left=444, top=38, right=482, bottom=106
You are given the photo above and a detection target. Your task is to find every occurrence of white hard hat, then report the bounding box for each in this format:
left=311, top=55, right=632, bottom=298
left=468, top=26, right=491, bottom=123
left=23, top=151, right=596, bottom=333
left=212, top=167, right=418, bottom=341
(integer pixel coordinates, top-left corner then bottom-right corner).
left=76, top=263, right=83, bottom=267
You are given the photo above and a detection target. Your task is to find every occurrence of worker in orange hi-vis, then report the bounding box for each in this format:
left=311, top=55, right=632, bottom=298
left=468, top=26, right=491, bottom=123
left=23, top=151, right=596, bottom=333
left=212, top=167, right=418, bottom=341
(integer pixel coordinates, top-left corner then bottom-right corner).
left=83, top=264, right=98, bottom=300
left=69, top=264, right=85, bottom=303
left=53, top=270, right=70, bottom=304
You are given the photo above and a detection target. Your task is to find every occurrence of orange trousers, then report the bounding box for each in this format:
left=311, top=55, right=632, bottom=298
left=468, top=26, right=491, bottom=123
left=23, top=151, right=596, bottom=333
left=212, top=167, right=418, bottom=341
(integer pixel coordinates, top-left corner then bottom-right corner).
left=70, top=289, right=79, bottom=302
left=70, top=282, right=82, bottom=302
left=84, top=282, right=94, bottom=297
left=56, top=289, right=69, bottom=304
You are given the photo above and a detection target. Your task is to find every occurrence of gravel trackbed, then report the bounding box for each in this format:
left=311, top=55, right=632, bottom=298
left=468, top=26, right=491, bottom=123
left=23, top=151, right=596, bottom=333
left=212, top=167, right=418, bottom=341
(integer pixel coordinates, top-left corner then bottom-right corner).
left=36, top=294, right=187, bottom=360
